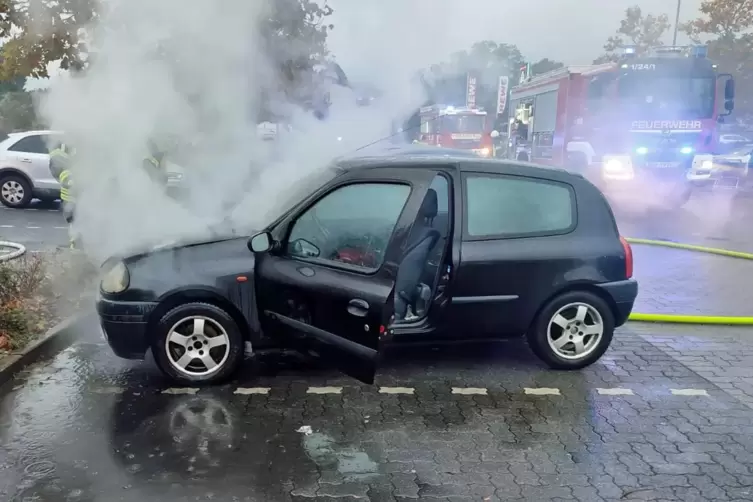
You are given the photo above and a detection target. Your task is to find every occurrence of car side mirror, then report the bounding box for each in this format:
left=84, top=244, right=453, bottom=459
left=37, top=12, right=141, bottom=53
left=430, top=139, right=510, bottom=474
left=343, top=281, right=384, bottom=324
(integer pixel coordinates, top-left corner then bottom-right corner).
left=291, top=238, right=320, bottom=258
left=490, top=130, right=500, bottom=138
left=248, top=232, right=272, bottom=253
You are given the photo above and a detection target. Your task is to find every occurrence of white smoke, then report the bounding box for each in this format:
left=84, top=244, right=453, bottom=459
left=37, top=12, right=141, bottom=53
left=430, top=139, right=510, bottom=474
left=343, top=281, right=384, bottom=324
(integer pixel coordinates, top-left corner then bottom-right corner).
left=40, top=0, right=428, bottom=263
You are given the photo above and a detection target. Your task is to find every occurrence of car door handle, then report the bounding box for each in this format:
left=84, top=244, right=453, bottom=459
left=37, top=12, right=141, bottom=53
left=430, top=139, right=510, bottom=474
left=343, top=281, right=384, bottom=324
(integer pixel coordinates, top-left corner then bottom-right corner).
left=20, top=159, right=31, bottom=163
left=347, top=298, right=369, bottom=317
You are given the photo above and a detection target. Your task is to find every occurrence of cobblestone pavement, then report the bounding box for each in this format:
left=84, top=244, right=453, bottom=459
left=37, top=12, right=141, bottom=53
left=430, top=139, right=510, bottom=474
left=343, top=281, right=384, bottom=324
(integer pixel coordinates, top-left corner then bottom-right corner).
left=615, top=192, right=753, bottom=317
left=3, top=325, right=753, bottom=501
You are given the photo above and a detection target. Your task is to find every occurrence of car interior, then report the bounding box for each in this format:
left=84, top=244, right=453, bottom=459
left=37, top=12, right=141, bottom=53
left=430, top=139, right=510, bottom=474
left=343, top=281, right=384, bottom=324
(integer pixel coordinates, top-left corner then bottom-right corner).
left=394, top=175, right=452, bottom=322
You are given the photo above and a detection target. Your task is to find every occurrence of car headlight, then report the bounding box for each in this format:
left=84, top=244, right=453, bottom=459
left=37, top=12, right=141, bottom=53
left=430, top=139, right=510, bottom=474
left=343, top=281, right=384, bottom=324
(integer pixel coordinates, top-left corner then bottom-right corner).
left=100, top=261, right=129, bottom=294
left=604, top=159, right=625, bottom=173
left=701, top=160, right=713, bottom=170
left=479, top=147, right=490, bottom=157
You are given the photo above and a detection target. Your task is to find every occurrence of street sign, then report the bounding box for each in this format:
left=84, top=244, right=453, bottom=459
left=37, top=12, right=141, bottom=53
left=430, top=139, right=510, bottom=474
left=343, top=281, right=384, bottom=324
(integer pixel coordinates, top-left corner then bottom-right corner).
left=466, top=74, right=477, bottom=108
left=497, top=76, right=509, bottom=115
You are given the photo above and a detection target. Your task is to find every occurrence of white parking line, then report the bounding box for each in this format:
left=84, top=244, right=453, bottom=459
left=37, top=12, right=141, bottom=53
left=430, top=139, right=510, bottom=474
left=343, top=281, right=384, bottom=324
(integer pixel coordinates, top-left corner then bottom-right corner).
left=306, top=386, right=342, bottom=394
left=0, top=225, right=13, bottom=228
left=596, top=388, right=634, bottom=396
left=451, top=387, right=488, bottom=395
left=524, top=387, right=561, bottom=395
left=26, top=226, right=40, bottom=229
left=379, top=387, right=415, bottom=394
left=162, top=387, right=198, bottom=395
left=234, top=387, right=270, bottom=395
left=670, top=388, right=709, bottom=396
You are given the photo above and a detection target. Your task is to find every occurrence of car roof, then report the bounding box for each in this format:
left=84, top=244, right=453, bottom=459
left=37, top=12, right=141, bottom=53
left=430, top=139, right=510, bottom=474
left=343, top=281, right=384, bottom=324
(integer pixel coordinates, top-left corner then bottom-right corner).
left=7, top=129, right=62, bottom=137
left=337, top=144, right=579, bottom=182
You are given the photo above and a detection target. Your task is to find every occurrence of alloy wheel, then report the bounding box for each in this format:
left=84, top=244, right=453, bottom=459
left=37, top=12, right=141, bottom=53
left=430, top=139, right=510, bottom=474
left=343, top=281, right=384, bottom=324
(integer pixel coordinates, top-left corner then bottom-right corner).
left=546, top=302, right=604, bottom=360
left=165, top=316, right=231, bottom=377
left=1, top=180, right=24, bottom=205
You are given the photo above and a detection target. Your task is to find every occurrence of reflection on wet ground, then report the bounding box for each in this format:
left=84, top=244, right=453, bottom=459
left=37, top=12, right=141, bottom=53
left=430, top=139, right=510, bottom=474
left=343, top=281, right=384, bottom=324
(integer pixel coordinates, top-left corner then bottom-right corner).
left=4, top=328, right=753, bottom=501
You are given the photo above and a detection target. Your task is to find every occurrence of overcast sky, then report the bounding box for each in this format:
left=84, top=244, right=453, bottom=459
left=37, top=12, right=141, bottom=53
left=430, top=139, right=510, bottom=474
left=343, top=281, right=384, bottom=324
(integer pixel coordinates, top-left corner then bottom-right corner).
left=329, top=0, right=704, bottom=73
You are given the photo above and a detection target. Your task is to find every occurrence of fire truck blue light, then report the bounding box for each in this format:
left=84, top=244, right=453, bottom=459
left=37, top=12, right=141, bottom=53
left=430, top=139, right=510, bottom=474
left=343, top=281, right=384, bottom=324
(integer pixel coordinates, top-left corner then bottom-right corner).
left=680, top=146, right=693, bottom=154
left=636, top=147, right=648, bottom=155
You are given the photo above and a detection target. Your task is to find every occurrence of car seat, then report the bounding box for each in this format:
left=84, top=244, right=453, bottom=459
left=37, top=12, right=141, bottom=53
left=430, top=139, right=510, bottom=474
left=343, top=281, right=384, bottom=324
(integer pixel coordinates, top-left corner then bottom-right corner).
left=394, top=189, right=440, bottom=321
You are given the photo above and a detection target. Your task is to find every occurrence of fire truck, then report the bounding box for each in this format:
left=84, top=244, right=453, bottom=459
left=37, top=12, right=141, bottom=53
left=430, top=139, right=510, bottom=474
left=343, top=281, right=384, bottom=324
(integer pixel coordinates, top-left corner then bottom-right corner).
left=415, top=104, right=494, bottom=157
left=508, top=45, right=735, bottom=207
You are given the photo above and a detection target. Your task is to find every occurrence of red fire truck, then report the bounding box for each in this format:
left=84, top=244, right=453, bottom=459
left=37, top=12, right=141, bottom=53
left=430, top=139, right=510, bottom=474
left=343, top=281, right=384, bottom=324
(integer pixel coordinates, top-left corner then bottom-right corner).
left=415, top=104, right=494, bottom=157
left=508, top=45, right=735, bottom=206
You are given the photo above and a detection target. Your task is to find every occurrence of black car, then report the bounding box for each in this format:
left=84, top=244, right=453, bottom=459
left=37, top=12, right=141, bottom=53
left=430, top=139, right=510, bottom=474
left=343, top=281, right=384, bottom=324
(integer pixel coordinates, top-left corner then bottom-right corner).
left=97, top=151, right=638, bottom=385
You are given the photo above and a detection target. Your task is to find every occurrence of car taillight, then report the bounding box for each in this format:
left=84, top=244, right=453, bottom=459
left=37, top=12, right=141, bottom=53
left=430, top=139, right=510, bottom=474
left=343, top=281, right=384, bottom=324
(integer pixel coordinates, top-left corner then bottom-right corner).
left=619, top=236, right=633, bottom=279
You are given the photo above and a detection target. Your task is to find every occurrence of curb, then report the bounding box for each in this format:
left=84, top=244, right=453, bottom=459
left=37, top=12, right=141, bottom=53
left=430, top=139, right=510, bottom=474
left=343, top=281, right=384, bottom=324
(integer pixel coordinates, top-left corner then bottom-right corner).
left=0, top=311, right=97, bottom=387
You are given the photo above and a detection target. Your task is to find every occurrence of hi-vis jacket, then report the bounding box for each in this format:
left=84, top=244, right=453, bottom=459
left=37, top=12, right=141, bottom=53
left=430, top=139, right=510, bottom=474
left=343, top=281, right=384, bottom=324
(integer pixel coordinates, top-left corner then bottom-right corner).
left=49, top=146, right=74, bottom=203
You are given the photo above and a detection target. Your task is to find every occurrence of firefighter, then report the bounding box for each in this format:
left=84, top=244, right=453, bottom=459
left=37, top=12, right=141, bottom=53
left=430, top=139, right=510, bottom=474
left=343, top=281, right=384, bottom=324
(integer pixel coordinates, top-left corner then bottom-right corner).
left=49, top=142, right=78, bottom=249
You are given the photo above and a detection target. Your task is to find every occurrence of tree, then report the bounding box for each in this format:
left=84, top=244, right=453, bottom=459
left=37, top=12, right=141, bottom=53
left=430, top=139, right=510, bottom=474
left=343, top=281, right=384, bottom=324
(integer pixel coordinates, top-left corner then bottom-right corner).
left=424, top=41, right=525, bottom=113
left=595, top=6, right=671, bottom=63
left=530, top=58, right=564, bottom=76
left=0, top=0, right=336, bottom=112
left=0, top=0, right=96, bottom=80
left=0, top=91, right=43, bottom=132
left=681, top=0, right=753, bottom=117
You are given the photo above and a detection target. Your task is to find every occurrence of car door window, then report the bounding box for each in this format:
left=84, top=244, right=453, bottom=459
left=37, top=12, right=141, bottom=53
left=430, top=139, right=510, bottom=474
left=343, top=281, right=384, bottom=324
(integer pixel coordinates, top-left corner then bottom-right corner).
left=464, top=174, right=574, bottom=238
left=287, top=182, right=411, bottom=270
left=8, top=135, right=49, bottom=154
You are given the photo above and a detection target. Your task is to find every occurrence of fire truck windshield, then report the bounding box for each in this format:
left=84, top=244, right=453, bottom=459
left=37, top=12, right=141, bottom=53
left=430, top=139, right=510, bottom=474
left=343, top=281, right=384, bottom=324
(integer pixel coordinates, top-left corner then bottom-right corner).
left=441, top=114, right=485, bottom=133
left=617, top=75, right=715, bottom=119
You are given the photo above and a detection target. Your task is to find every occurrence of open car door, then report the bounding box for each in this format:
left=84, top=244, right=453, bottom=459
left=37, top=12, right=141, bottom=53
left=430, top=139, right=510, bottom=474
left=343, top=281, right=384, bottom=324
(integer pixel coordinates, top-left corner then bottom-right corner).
left=253, top=167, right=437, bottom=384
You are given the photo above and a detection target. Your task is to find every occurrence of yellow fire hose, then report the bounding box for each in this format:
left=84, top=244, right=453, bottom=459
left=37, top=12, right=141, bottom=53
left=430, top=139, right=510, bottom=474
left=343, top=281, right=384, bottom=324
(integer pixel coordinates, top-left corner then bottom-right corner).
left=626, top=237, right=753, bottom=325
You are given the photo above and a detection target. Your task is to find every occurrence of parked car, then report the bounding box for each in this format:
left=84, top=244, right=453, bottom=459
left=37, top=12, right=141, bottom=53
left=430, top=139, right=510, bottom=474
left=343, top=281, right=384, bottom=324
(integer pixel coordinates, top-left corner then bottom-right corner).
left=710, top=146, right=752, bottom=186
left=0, top=130, right=63, bottom=208
left=97, top=149, right=638, bottom=385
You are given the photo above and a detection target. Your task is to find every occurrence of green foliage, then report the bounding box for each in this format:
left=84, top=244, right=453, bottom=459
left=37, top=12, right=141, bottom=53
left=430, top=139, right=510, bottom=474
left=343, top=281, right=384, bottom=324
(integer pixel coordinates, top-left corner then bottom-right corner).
left=0, top=254, right=46, bottom=351
left=681, top=0, right=753, bottom=117
left=0, top=90, right=44, bottom=132
left=595, top=6, right=671, bottom=63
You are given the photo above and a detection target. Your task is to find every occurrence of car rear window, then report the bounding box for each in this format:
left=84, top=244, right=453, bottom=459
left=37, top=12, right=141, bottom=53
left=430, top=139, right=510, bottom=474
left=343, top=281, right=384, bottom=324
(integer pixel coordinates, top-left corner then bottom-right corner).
left=463, top=173, right=575, bottom=239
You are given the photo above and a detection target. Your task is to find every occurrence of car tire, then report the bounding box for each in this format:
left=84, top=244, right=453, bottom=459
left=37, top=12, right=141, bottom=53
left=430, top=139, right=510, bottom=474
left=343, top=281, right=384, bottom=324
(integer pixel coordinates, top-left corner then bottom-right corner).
left=151, top=302, right=245, bottom=385
left=527, top=290, right=615, bottom=370
left=0, top=173, right=33, bottom=208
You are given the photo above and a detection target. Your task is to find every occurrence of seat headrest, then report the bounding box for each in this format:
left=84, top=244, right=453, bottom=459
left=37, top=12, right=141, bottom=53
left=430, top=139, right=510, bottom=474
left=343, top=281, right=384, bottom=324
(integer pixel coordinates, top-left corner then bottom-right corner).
left=418, top=188, right=438, bottom=219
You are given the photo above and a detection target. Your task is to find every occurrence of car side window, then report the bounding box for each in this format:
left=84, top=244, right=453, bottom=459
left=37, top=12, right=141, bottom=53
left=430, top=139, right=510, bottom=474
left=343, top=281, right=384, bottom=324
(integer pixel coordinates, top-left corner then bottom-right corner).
left=8, top=135, right=49, bottom=154
left=287, top=182, right=412, bottom=271
left=464, top=174, right=574, bottom=238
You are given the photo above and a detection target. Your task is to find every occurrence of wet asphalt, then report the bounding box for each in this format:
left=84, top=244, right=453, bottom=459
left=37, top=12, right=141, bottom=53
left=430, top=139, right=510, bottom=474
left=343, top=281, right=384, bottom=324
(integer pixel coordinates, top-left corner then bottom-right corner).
left=3, top=192, right=753, bottom=501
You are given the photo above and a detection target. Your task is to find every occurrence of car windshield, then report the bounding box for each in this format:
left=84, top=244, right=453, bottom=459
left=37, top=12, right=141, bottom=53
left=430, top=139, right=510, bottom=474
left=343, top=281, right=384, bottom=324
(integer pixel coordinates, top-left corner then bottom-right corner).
left=618, top=75, right=715, bottom=119
left=441, top=114, right=485, bottom=133
left=263, top=165, right=342, bottom=223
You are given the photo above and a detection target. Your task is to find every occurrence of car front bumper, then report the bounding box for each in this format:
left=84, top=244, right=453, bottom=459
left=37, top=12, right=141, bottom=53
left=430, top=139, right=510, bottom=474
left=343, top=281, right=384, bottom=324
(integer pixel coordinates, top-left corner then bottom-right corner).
left=596, top=278, right=638, bottom=327
left=97, top=297, right=158, bottom=360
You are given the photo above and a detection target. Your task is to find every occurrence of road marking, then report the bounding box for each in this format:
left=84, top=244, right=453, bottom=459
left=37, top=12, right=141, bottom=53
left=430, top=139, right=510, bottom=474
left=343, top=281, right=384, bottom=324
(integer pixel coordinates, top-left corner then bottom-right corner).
left=596, top=388, right=634, bottom=395
left=306, top=386, right=342, bottom=394
left=451, top=387, right=488, bottom=395
left=379, top=387, right=415, bottom=394
left=162, top=387, right=198, bottom=395
left=234, top=387, right=270, bottom=395
left=0, top=225, right=13, bottom=228
left=53, top=226, right=67, bottom=229
left=91, top=386, right=124, bottom=394
left=26, top=226, right=40, bottom=229
left=670, top=388, right=709, bottom=396
left=524, top=387, right=561, bottom=395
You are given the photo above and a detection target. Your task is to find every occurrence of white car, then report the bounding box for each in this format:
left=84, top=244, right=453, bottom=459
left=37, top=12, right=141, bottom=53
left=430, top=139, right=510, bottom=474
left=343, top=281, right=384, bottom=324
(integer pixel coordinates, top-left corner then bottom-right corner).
left=0, top=129, right=184, bottom=209
left=0, top=129, right=63, bottom=208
